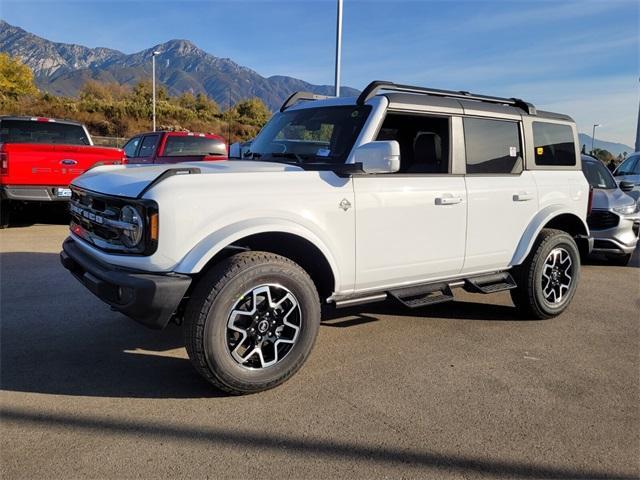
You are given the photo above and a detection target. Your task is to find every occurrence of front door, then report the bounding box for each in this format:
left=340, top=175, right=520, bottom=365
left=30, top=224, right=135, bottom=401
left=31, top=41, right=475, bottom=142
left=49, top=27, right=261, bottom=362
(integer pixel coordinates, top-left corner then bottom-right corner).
left=354, top=112, right=467, bottom=291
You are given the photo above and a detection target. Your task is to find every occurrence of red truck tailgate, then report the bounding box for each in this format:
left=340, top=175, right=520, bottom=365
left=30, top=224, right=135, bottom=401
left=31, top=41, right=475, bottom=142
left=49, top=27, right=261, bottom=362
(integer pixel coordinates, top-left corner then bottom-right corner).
left=1, top=143, right=124, bottom=186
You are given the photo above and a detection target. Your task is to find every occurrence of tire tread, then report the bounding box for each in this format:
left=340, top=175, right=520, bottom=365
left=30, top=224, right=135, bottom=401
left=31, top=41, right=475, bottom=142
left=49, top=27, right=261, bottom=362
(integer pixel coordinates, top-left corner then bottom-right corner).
left=184, top=251, right=318, bottom=395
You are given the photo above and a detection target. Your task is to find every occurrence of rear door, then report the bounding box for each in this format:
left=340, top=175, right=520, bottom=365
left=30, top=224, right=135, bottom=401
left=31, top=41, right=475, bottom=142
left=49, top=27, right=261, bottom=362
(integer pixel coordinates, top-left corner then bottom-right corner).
left=462, top=117, right=538, bottom=272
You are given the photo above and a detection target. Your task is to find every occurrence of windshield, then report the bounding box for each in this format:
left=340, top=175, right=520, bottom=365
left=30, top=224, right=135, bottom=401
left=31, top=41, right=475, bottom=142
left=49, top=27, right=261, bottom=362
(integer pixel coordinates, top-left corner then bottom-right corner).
left=582, top=159, right=617, bottom=189
left=0, top=119, right=90, bottom=145
left=615, top=155, right=640, bottom=176
left=246, top=105, right=371, bottom=165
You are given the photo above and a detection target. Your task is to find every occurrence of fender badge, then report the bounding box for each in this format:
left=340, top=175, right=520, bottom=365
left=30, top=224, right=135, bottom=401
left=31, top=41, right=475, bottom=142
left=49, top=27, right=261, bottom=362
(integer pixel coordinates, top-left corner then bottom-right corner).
left=339, top=198, right=352, bottom=211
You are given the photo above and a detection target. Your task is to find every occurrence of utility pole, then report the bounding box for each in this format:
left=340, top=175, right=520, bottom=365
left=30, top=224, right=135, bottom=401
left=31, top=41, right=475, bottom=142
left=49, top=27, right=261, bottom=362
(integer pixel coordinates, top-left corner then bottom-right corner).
left=152, top=50, right=160, bottom=131
left=334, top=0, right=343, bottom=97
left=635, top=83, right=640, bottom=152
left=591, top=123, right=600, bottom=154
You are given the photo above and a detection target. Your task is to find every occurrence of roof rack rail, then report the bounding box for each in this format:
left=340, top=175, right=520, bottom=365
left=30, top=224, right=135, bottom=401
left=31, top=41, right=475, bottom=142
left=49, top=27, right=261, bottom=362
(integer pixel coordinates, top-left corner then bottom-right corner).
left=280, top=92, right=331, bottom=112
left=356, top=81, right=537, bottom=115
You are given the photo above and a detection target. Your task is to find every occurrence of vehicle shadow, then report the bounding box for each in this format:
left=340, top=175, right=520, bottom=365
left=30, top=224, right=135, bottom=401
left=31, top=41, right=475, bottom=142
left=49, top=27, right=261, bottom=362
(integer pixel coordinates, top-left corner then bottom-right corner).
left=0, top=251, right=223, bottom=399
left=0, top=251, right=540, bottom=400
left=321, top=297, right=524, bottom=325
left=3, top=202, right=70, bottom=228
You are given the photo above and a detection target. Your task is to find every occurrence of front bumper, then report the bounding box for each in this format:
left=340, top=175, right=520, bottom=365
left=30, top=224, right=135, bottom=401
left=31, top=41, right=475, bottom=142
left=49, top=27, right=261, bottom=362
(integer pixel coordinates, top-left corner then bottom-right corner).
left=590, top=214, right=640, bottom=256
left=1, top=184, right=73, bottom=202
left=60, top=237, right=191, bottom=329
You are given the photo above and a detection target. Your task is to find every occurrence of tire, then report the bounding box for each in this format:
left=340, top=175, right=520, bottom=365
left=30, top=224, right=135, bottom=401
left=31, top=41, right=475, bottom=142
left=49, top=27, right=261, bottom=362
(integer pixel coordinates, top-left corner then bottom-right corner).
left=510, top=228, right=581, bottom=320
left=605, top=253, right=632, bottom=266
left=184, top=251, right=321, bottom=395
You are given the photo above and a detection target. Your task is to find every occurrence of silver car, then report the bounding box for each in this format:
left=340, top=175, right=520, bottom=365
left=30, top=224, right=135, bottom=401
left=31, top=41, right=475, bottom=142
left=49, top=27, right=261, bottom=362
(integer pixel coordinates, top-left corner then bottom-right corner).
left=613, top=151, right=640, bottom=202
left=582, top=155, right=640, bottom=265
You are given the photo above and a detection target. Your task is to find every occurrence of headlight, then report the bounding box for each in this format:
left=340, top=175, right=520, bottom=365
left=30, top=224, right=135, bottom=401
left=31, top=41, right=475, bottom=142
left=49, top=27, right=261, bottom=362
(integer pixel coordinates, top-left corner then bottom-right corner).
left=120, top=205, right=144, bottom=247
left=613, top=203, right=640, bottom=215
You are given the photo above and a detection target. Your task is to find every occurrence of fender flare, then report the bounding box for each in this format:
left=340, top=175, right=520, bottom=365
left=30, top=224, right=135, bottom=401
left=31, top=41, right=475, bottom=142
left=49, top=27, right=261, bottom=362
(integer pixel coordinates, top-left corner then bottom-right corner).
left=510, top=205, right=589, bottom=266
left=173, top=217, right=343, bottom=290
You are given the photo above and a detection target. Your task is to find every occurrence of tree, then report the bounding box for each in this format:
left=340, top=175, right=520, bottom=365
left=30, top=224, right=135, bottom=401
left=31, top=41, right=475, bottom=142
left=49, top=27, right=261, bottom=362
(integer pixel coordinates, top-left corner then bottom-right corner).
left=590, top=148, right=615, bottom=164
left=0, top=53, right=37, bottom=99
left=233, top=98, right=270, bottom=126
left=80, top=80, right=129, bottom=101
left=194, top=93, right=219, bottom=116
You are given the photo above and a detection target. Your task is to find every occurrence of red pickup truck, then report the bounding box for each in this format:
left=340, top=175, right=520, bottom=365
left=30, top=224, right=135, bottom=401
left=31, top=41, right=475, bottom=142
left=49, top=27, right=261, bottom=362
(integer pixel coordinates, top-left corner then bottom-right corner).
left=1, top=116, right=125, bottom=226
left=122, top=131, right=227, bottom=164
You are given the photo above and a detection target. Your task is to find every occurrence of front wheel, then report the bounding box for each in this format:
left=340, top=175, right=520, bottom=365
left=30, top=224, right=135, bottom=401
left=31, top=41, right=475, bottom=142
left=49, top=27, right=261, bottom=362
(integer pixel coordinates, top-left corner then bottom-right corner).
left=510, top=228, right=581, bottom=319
left=184, top=251, right=321, bottom=395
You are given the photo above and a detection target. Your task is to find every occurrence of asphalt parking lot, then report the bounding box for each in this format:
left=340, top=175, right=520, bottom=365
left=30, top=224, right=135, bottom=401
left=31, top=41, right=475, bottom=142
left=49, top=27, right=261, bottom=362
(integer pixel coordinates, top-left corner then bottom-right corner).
left=1, top=220, right=639, bottom=479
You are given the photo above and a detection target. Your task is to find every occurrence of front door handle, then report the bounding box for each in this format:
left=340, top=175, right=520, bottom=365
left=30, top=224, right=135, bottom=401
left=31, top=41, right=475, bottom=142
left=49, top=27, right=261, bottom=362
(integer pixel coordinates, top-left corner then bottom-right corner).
left=513, top=192, right=534, bottom=202
left=435, top=195, right=463, bottom=205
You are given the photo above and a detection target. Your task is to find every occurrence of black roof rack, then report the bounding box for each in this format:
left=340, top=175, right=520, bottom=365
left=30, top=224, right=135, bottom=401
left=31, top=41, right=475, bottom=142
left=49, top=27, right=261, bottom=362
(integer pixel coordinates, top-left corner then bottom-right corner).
left=356, top=81, right=537, bottom=115
left=280, top=92, right=331, bottom=112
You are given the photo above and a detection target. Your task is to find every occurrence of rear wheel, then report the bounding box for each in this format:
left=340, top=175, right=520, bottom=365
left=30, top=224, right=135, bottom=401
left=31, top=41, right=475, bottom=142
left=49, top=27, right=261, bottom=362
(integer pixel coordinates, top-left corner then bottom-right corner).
left=510, top=228, right=580, bottom=319
left=184, top=251, right=321, bottom=395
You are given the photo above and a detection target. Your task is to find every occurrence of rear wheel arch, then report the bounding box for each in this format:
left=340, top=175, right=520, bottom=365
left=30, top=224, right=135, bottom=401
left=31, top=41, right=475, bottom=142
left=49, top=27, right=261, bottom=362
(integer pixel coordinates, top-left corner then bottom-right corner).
left=511, top=209, right=588, bottom=266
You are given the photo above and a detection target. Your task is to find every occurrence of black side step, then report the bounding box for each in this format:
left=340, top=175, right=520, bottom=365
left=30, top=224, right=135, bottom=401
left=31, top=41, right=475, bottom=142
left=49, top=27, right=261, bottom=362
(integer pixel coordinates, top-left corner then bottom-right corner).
left=464, top=272, right=517, bottom=294
left=389, top=283, right=454, bottom=308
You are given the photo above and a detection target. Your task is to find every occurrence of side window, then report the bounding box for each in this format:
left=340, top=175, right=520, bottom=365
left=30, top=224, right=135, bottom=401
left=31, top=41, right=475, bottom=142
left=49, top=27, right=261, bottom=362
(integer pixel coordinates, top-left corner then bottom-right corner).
left=463, top=118, right=522, bottom=174
left=138, top=135, right=160, bottom=157
left=123, top=137, right=140, bottom=157
left=533, top=122, right=576, bottom=166
left=375, top=113, right=450, bottom=173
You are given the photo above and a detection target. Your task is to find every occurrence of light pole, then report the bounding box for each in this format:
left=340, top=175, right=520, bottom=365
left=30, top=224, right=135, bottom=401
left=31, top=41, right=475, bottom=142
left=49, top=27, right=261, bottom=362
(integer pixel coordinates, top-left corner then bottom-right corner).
left=591, top=123, right=600, bottom=153
left=334, top=0, right=343, bottom=97
left=152, top=50, right=160, bottom=131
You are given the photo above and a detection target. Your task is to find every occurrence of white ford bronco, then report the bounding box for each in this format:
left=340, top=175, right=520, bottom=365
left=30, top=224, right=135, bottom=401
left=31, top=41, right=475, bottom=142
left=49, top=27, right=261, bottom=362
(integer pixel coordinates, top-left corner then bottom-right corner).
left=61, top=81, right=591, bottom=394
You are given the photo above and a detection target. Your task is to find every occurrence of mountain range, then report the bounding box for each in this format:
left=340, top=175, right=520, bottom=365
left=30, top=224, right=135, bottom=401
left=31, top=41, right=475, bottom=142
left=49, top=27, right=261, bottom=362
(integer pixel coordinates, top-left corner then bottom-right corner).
left=0, top=20, right=358, bottom=111
left=578, top=134, right=633, bottom=157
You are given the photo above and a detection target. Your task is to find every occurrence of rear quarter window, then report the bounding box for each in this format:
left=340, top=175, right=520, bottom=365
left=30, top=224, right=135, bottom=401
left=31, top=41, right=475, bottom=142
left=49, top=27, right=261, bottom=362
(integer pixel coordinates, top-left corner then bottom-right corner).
left=162, top=136, right=227, bottom=156
left=533, top=122, right=576, bottom=166
left=0, top=120, right=89, bottom=145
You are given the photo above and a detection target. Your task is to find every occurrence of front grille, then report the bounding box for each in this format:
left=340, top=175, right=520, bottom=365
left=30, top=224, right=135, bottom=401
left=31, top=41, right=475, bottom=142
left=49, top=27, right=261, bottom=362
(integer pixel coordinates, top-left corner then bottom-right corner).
left=69, top=187, right=158, bottom=255
left=587, top=210, right=619, bottom=230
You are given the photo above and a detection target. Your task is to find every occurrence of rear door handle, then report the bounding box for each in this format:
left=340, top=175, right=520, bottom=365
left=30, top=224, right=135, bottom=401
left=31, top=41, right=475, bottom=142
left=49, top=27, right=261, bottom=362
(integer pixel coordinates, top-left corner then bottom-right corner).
left=435, top=195, right=463, bottom=205
left=513, top=192, right=534, bottom=202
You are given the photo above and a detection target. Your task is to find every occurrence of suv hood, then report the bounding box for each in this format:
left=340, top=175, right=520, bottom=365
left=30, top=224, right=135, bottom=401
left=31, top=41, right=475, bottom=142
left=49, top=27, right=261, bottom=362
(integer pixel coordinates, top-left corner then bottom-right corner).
left=592, top=186, right=636, bottom=210
left=72, top=160, right=303, bottom=198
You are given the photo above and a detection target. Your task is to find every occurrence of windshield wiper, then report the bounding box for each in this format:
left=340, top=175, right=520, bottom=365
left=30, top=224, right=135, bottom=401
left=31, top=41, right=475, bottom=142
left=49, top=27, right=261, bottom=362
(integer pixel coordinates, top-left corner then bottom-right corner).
left=269, top=152, right=306, bottom=162
left=242, top=151, right=262, bottom=160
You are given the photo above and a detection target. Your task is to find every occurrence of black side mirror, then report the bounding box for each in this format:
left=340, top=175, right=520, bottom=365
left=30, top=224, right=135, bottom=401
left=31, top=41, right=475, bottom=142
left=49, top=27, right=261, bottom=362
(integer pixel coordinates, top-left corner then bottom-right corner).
left=620, top=181, right=635, bottom=193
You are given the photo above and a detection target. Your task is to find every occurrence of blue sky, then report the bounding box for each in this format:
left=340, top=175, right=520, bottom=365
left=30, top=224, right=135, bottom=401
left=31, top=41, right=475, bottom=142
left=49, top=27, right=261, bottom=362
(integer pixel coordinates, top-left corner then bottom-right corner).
left=2, top=0, right=639, bottom=146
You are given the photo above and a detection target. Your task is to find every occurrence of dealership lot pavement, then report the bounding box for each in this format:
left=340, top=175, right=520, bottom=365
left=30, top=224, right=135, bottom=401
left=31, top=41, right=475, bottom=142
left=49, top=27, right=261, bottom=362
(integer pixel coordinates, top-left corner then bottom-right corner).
left=1, top=223, right=639, bottom=479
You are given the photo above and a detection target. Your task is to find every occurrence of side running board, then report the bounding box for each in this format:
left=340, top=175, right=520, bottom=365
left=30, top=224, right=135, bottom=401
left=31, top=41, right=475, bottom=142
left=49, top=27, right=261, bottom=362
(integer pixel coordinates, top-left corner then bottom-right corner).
left=463, top=272, right=517, bottom=294
left=332, top=271, right=518, bottom=309
left=389, top=283, right=454, bottom=308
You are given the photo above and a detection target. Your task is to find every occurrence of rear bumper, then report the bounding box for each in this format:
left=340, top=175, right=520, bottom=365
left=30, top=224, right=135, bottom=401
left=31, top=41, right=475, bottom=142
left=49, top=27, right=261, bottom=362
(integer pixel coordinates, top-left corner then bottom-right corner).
left=60, top=237, right=191, bottom=329
left=1, top=185, right=71, bottom=202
